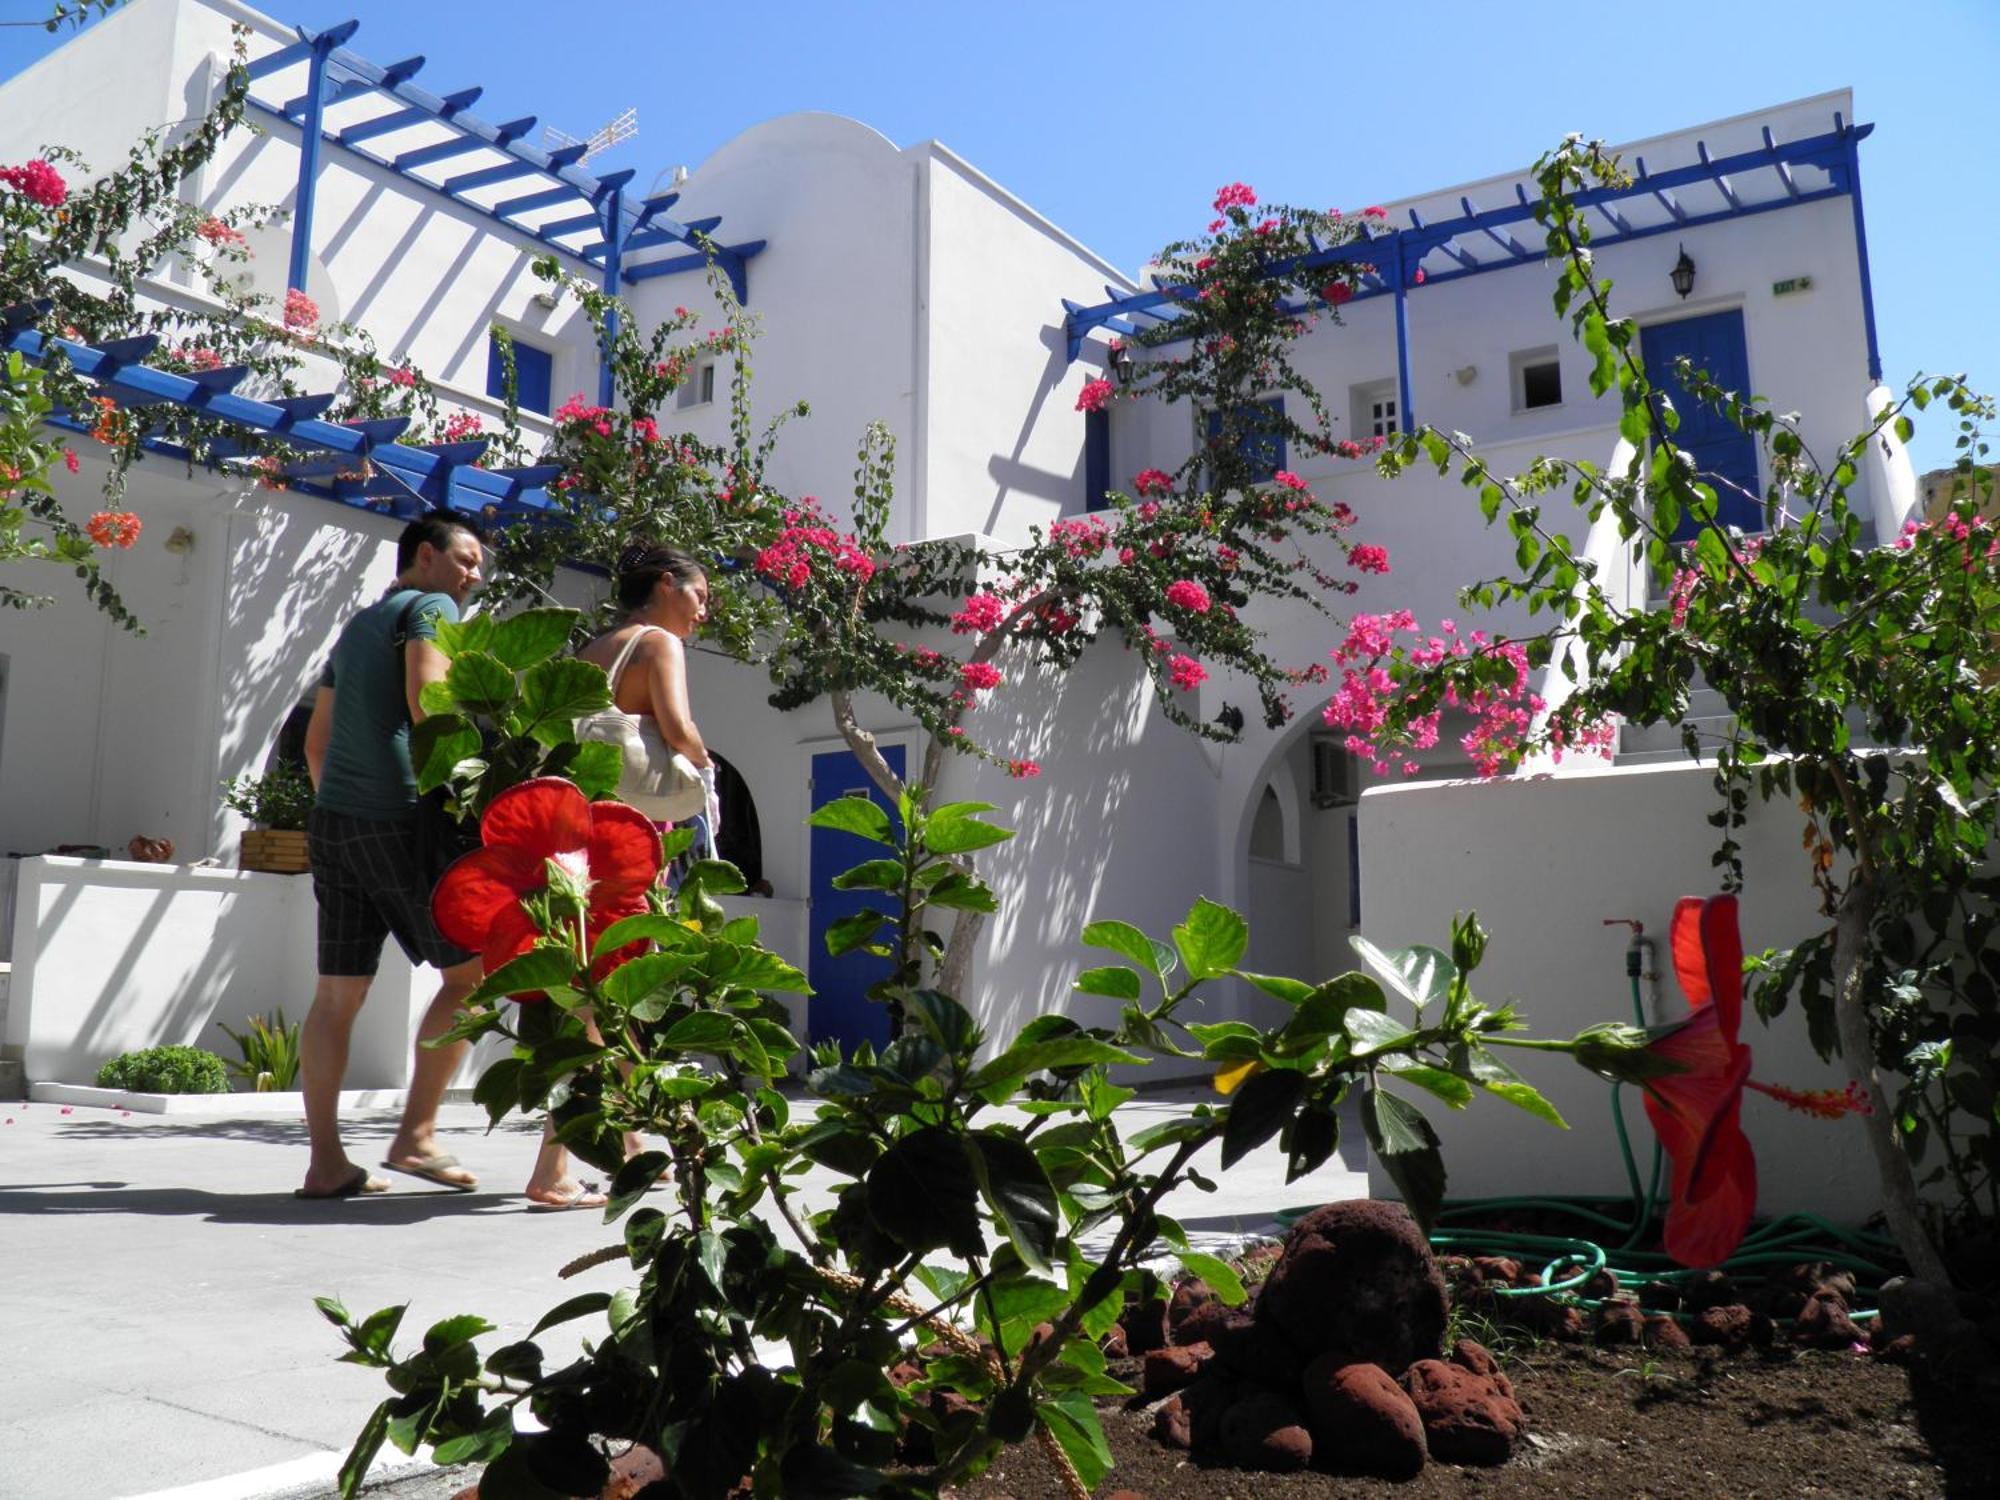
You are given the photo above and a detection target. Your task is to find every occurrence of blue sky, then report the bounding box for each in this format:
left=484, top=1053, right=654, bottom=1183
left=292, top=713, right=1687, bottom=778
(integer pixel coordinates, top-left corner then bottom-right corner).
left=6, top=0, right=1996, bottom=470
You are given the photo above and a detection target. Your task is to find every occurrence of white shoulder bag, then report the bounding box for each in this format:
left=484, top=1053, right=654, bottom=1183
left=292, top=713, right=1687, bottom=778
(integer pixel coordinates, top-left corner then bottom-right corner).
left=574, top=627, right=707, bottom=822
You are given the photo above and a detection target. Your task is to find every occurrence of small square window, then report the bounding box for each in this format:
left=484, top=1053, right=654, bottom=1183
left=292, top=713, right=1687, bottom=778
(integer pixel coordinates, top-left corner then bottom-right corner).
left=1512, top=349, right=1563, bottom=412
left=487, top=332, right=553, bottom=415
left=1351, top=380, right=1398, bottom=443
left=676, top=361, right=716, bottom=410
left=1202, top=397, right=1286, bottom=486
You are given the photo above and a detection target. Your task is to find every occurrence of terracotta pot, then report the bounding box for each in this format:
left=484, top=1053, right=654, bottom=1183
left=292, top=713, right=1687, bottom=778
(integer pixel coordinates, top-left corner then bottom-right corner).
left=240, top=828, right=310, bottom=874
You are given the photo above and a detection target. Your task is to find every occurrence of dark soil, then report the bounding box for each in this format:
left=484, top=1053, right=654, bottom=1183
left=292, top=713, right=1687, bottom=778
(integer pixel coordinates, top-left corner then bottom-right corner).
left=947, top=1343, right=2000, bottom=1500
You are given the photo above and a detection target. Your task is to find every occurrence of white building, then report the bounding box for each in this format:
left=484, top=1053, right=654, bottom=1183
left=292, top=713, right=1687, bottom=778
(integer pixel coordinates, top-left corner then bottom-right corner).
left=0, top=0, right=1918, bottom=1222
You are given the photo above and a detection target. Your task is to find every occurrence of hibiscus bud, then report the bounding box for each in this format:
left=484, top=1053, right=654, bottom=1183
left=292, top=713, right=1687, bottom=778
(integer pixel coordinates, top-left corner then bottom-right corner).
left=1569, top=1020, right=1694, bottom=1085
left=1450, top=913, right=1487, bottom=975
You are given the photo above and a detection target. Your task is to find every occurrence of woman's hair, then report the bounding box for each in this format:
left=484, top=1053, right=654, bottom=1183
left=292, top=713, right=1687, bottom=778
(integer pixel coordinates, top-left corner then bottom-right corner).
left=614, top=543, right=705, bottom=612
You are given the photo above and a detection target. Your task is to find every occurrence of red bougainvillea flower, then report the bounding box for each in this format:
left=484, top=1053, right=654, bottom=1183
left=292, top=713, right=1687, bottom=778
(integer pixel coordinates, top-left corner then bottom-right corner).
left=432, top=778, right=661, bottom=993
left=85, top=510, right=142, bottom=548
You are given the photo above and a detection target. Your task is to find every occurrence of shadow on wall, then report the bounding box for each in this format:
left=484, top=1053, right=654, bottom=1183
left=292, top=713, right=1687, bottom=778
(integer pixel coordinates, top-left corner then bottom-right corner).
left=214, top=503, right=374, bottom=827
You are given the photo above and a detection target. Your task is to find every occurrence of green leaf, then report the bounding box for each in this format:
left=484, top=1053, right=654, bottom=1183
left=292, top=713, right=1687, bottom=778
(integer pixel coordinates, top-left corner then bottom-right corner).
left=923, top=812, right=1014, bottom=856
left=1079, top=919, right=1161, bottom=976
left=968, top=1036, right=1142, bottom=1091
left=488, top=608, right=581, bottom=670
left=1363, top=1087, right=1446, bottom=1231
left=1174, top=898, right=1248, bottom=981
left=409, top=713, right=481, bottom=793
left=566, top=739, right=624, bottom=800
left=422, top=1313, right=495, bottom=1354
left=1073, top=965, right=1142, bottom=1000
left=1232, top=969, right=1316, bottom=1004
left=808, top=795, right=894, bottom=845
left=970, top=1131, right=1059, bottom=1273
left=432, top=614, right=495, bottom=658
left=517, top=657, right=613, bottom=745
left=528, top=1292, right=612, bottom=1338
left=867, top=1127, right=983, bottom=1257
left=1344, top=1007, right=1417, bottom=1057
left=337, top=1401, right=392, bottom=1500
left=468, top=946, right=577, bottom=1007
left=1036, top=1391, right=1115, bottom=1495
left=1288, top=972, right=1387, bottom=1039
left=1221, top=1066, right=1307, bottom=1168
left=831, top=858, right=905, bottom=892
left=1381, top=1060, right=1474, bottom=1108
left=826, top=909, right=888, bottom=958
left=1347, top=937, right=1455, bottom=1013
left=592, top=913, right=702, bottom=957
left=905, top=989, right=979, bottom=1054
left=925, top=872, right=999, bottom=912
left=442, top=651, right=518, bottom=720
left=599, top=950, right=697, bottom=1008
left=1284, top=1106, right=1341, bottom=1183
left=661, top=1012, right=738, bottom=1052
left=1178, top=1251, right=1247, bottom=1306
left=1479, top=1078, right=1569, bottom=1128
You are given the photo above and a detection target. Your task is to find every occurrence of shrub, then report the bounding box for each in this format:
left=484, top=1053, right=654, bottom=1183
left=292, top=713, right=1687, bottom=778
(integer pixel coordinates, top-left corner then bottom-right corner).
left=215, top=1009, right=300, bottom=1091
left=95, top=1045, right=230, bottom=1095
left=220, top=761, right=315, bottom=831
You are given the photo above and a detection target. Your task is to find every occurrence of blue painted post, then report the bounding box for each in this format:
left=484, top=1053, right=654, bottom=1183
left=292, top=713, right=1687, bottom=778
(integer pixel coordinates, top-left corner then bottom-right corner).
left=288, top=41, right=332, bottom=295
left=1392, top=240, right=1415, bottom=429
left=598, top=184, right=623, bottom=407
left=1843, top=137, right=1884, bottom=384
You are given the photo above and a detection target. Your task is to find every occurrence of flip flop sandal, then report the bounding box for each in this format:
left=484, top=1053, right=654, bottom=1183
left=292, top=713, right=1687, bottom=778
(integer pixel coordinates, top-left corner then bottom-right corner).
left=380, top=1153, right=479, bottom=1192
left=296, top=1165, right=390, bottom=1200
left=527, top=1181, right=608, bottom=1212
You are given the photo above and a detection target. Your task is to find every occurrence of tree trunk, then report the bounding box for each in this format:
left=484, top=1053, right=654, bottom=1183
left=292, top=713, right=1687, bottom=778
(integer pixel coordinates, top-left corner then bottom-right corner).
left=1831, top=881, right=1953, bottom=1286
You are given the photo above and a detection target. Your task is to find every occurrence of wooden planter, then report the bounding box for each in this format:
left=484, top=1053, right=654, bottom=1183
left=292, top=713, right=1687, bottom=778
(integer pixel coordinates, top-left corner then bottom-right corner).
left=240, top=828, right=310, bottom=875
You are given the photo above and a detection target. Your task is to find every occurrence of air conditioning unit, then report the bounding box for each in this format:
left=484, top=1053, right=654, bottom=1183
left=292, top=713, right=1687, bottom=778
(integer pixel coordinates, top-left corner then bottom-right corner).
left=1310, top=738, right=1359, bottom=809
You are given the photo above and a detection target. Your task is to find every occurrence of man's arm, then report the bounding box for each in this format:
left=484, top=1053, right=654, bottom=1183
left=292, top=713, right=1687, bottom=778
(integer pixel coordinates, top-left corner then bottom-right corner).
left=406, top=639, right=450, bottom=724
left=304, top=687, right=335, bottom=791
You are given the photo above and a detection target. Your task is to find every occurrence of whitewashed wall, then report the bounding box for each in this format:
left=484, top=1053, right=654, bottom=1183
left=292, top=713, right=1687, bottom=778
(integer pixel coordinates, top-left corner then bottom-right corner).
left=1354, top=760, right=1882, bottom=1224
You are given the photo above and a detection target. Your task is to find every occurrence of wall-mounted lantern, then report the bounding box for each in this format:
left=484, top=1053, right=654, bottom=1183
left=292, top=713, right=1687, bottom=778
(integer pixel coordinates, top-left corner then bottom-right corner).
left=1669, top=244, right=1697, bottom=300
left=1108, top=340, right=1135, bottom=386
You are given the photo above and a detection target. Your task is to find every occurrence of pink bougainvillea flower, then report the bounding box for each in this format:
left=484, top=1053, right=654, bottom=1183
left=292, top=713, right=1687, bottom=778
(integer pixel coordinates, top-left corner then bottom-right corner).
left=1212, top=182, right=1257, bottom=213
left=1164, top=579, right=1211, bottom=614
left=63, top=448, right=80, bottom=474
left=1075, top=377, right=1114, bottom=414
left=959, top=659, right=1002, bottom=693
left=282, top=287, right=319, bottom=333
left=1133, top=468, right=1174, bottom=498
left=0, top=158, right=67, bottom=208
left=432, top=778, right=662, bottom=992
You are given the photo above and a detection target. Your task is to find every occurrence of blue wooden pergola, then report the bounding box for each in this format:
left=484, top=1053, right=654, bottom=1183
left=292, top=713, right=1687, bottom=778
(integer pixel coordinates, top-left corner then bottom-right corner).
left=1062, top=114, right=1881, bottom=428
left=2, top=303, right=561, bottom=522
left=243, top=19, right=767, bottom=405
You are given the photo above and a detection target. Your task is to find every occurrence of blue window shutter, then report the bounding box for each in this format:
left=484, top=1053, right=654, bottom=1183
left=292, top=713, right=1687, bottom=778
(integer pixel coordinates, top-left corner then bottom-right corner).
left=1084, top=408, right=1110, bottom=511
left=1205, top=397, right=1286, bottom=486
left=487, top=333, right=553, bottom=416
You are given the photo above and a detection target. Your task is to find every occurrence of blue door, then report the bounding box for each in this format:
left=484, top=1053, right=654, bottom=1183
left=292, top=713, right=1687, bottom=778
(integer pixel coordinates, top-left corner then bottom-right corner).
left=808, top=744, right=905, bottom=1055
left=1640, top=310, right=1760, bottom=538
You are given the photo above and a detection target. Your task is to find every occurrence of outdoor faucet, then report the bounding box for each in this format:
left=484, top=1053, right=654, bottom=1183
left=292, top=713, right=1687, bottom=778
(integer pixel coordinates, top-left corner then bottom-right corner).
left=1603, top=918, right=1662, bottom=1021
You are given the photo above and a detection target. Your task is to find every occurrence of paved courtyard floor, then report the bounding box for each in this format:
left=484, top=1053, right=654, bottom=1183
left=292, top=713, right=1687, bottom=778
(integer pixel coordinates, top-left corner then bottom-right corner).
left=0, top=1089, right=1367, bottom=1499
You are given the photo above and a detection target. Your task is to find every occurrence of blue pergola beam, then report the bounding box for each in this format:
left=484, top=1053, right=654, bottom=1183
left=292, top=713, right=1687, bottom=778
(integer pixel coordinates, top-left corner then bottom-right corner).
left=496, top=185, right=580, bottom=218
left=395, top=117, right=535, bottom=172
left=1696, top=140, right=1742, bottom=210
left=536, top=211, right=602, bottom=238
left=441, top=157, right=540, bottom=195
left=1761, top=127, right=1801, bottom=198
left=621, top=240, right=767, bottom=298
left=337, top=88, right=482, bottom=145
left=1061, top=120, right=1873, bottom=361
left=288, top=35, right=333, bottom=293
left=1409, top=210, right=1479, bottom=269
left=244, top=21, right=357, bottom=82
left=1461, top=196, right=1532, bottom=259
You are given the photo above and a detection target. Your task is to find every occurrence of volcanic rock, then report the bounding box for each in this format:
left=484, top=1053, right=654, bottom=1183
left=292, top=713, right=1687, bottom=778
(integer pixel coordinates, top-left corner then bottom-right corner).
left=1402, top=1357, right=1525, bottom=1465
left=1301, top=1355, right=1426, bottom=1481
left=1219, top=1389, right=1314, bottom=1472
left=1255, top=1201, right=1447, bottom=1371
left=1141, top=1341, right=1213, bottom=1398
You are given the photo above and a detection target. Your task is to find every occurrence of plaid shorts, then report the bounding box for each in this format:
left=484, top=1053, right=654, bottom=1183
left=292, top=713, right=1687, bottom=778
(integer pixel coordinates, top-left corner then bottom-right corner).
left=308, top=806, right=475, bottom=977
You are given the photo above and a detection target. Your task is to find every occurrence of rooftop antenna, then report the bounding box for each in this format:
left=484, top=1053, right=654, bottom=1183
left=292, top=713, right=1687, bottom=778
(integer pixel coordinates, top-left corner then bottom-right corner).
left=543, top=106, right=638, bottom=164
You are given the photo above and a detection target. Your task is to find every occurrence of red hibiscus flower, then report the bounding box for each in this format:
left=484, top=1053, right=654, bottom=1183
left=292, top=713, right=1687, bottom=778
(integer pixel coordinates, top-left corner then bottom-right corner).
left=1641, top=895, right=1758, bottom=1268
left=432, top=778, right=661, bottom=992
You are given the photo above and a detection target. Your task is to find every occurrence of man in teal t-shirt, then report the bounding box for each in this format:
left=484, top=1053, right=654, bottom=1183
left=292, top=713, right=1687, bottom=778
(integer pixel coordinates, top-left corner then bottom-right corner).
left=295, top=512, right=601, bottom=1211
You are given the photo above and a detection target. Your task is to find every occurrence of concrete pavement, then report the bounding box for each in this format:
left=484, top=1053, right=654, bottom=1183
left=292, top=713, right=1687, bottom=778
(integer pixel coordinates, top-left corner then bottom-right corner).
left=0, top=1090, right=1366, bottom=1499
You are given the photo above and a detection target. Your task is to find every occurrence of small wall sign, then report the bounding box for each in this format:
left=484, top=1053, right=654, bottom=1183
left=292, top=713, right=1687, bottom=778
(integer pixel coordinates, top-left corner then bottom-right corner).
left=1772, top=276, right=1814, bottom=296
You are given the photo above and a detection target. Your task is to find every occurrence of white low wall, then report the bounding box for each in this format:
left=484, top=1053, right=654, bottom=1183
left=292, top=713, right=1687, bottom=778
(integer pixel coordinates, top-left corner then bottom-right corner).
left=1355, top=760, right=1880, bottom=1227
left=5, top=857, right=815, bottom=1088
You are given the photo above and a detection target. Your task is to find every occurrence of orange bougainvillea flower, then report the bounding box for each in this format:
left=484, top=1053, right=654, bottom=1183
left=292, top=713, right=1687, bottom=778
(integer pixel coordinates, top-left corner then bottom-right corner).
left=1640, top=894, right=1867, bottom=1269
left=432, top=777, right=661, bottom=994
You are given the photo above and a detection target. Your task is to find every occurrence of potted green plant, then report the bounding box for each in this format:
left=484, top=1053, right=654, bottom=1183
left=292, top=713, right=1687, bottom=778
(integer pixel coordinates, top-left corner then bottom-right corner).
left=222, top=761, right=314, bottom=874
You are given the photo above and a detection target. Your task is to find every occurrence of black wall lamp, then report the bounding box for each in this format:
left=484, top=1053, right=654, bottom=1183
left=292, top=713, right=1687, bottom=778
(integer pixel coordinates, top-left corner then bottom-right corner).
left=1215, top=703, right=1245, bottom=735
left=1108, top=340, right=1135, bottom=385
left=1669, top=243, right=1697, bottom=300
